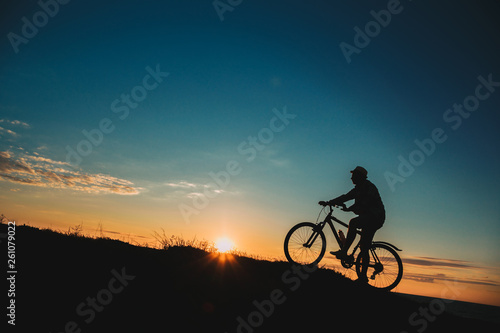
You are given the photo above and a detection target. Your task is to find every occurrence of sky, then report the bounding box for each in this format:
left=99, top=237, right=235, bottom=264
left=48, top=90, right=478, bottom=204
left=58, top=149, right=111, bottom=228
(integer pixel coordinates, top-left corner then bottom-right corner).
left=1, top=0, right=500, bottom=306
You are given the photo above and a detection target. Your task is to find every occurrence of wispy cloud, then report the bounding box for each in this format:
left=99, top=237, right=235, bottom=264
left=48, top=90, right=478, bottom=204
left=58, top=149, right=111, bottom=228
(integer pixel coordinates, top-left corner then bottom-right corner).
left=148, top=180, right=241, bottom=203
left=0, top=150, right=140, bottom=195
left=404, top=256, right=480, bottom=269
left=0, top=126, right=18, bottom=137
left=403, top=256, right=500, bottom=287
left=164, top=181, right=198, bottom=189
left=404, top=271, right=500, bottom=287
left=0, top=151, right=34, bottom=174
left=0, top=119, right=30, bottom=128
left=27, top=155, right=71, bottom=166
left=165, top=180, right=228, bottom=197
left=0, top=119, right=30, bottom=139
left=259, top=147, right=293, bottom=170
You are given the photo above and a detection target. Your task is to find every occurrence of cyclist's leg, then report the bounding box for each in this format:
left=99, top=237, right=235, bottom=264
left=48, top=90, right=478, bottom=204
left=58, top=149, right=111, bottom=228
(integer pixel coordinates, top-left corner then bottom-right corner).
left=340, top=216, right=361, bottom=255
left=359, top=228, right=377, bottom=278
left=336, top=215, right=367, bottom=256
left=358, top=217, right=384, bottom=277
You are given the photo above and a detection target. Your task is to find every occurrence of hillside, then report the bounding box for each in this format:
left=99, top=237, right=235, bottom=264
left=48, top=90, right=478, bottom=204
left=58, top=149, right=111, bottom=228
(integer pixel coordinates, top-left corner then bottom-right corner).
left=3, top=223, right=498, bottom=332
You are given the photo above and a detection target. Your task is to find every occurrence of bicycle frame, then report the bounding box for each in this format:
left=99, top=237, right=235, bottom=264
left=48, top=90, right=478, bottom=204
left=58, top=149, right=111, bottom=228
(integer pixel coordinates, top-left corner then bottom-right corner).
left=306, top=206, right=403, bottom=266
left=307, top=206, right=361, bottom=254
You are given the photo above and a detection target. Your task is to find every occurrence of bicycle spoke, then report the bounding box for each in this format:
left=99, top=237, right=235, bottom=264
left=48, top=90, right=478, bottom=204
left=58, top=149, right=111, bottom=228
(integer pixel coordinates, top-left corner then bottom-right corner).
left=284, top=223, right=326, bottom=265
left=372, top=250, right=399, bottom=288
left=356, top=244, right=403, bottom=290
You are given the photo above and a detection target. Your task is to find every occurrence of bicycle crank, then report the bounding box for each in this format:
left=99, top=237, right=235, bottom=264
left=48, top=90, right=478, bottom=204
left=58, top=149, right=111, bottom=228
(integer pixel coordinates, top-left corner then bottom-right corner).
left=341, top=255, right=355, bottom=269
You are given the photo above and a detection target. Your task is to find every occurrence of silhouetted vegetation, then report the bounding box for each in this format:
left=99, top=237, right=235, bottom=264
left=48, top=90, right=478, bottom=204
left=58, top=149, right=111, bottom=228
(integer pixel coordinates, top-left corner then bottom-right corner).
left=2, top=223, right=498, bottom=332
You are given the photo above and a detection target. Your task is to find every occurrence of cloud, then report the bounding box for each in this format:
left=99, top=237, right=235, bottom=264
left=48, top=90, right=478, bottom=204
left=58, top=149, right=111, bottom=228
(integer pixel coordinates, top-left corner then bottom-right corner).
left=0, top=151, right=34, bottom=174
left=403, top=256, right=500, bottom=287
left=165, top=181, right=198, bottom=189
left=0, top=119, right=30, bottom=128
left=0, top=119, right=30, bottom=139
left=27, top=155, right=70, bottom=166
left=0, top=150, right=140, bottom=195
left=165, top=180, right=227, bottom=196
left=404, top=274, right=436, bottom=283
left=404, top=256, right=479, bottom=269
left=0, top=126, right=18, bottom=137
left=404, top=271, right=500, bottom=287
left=153, top=180, right=241, bottom=202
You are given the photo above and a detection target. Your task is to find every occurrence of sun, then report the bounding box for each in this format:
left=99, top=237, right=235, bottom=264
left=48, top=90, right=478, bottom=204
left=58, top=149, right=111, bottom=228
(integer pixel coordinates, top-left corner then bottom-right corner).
left=215, top=237, right=234, bottom=253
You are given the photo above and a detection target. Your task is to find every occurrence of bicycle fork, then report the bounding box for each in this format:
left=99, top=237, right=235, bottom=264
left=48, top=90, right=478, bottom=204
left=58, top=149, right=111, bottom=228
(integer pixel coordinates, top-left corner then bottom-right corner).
left=303, top=223, right=324, bottom=248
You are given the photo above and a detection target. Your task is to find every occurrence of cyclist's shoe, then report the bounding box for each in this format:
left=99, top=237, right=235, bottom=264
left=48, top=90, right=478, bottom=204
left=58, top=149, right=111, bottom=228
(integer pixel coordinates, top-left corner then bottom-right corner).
left=330, top=250, right=347, bottom=260
left=354, top=276, right=369, bottom=285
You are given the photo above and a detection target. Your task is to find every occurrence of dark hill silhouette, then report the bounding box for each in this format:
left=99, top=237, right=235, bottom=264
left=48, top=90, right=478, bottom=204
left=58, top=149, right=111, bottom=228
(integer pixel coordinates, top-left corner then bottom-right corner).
left=3, top=223, right=498, bottom=332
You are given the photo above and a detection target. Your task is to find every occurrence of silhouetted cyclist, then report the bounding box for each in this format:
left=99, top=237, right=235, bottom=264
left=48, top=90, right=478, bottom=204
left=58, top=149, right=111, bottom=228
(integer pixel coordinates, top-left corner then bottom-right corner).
left=319, top=166, right=385, bottom=284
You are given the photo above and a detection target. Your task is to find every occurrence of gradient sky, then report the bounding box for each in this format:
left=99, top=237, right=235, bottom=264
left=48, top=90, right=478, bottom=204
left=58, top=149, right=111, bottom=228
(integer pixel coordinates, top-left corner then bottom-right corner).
left=1, top=0, right=500, bottom=306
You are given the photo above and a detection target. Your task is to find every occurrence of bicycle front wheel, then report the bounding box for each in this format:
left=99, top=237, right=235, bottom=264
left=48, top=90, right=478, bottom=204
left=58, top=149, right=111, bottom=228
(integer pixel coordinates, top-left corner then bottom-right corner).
left=284, top=222, right=326, bottom=266
left=355, top=243, right=403, bottom=291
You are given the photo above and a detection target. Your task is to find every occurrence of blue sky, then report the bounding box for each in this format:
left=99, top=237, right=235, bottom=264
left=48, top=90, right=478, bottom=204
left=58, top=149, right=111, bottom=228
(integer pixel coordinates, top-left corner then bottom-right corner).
left=1, top=0, right=500, bottom=304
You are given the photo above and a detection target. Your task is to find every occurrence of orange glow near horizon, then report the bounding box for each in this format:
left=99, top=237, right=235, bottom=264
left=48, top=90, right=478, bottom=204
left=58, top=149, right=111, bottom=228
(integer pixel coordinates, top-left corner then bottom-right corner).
left=4, top=212, right=500, bottom=307
left=206, top=252, right=240, bottom=274
left=215, top=237, right=235, bottom=253
left=387, top=254, right=500, bottom=307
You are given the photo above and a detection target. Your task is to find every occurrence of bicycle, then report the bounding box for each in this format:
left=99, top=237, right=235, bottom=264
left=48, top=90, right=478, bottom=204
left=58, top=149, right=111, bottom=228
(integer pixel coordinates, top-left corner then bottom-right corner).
left=283, top=203, right=403, bottom=291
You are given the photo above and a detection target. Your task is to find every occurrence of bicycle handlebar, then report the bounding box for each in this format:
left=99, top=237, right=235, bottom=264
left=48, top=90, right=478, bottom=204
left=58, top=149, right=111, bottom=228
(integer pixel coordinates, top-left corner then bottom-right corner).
left=318, top=201, right=348, bottom=211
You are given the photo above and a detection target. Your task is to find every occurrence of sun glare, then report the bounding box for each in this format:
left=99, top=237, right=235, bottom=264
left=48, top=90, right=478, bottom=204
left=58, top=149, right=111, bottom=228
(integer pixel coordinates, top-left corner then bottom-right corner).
left=215, top=237, right=234, bottom=253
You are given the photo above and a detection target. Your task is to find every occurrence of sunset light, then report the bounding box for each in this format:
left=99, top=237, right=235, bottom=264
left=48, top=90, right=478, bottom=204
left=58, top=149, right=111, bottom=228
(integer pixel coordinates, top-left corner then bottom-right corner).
left=215, top=237, right=235, bottom=253
left=1, top=3, right=499, bottom=332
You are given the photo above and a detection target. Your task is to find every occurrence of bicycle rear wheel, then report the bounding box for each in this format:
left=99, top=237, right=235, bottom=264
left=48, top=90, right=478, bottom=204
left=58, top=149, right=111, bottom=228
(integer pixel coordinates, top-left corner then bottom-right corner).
left=284, top=222, right=326, bottom=266
left=355, top=243, right=403, bottom=291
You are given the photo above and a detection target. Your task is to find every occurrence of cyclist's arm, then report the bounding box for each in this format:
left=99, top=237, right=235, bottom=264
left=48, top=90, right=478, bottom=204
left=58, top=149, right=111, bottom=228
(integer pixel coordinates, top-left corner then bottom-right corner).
left=329, top=187, right=357, bottom=206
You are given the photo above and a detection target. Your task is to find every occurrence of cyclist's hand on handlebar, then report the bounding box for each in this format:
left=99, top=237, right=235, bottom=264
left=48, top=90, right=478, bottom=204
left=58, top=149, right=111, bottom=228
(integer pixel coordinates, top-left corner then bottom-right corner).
left=336, top=203, right=348, bottom=211
left=319, top=201, right=349, bottom=211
